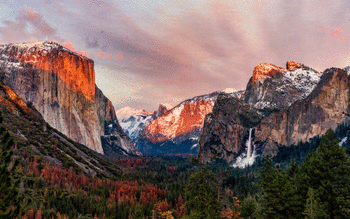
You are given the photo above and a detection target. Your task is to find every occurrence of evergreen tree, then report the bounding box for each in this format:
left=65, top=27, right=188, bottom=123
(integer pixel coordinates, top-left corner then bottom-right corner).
left=184, top=145, right=222, bottom=219
left=184, top=169, right=222, bottom=218
left=257, top=155, right=280, bottom=218
left=258, top=157, right=304, bottom=218
left=0, top=111, right=20, bottom=218
left=240, top=196, right=256, bottom=219
left=132, top=204, right=144, bottom=219
left=303, top=188, right=327, bottom=219
left=302, top=129, right=350, bottom=218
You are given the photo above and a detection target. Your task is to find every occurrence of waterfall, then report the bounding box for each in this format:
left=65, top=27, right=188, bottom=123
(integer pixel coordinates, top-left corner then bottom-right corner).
left=247, top=128, right=252, bottom=159
left=232, top=128, right=257, bottom=168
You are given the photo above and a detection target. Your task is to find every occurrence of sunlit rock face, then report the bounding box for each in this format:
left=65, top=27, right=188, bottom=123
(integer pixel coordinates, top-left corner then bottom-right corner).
left=0, top=41, right=138, bottom=156
left=245, top=62, right=321, bottom=109
left=200, top=64, right=350, bottom=164
left=255, top=68, right=350, bottom=156
left=251, top=63, right=287, bottom=84
left=135, top=90, right=240, bottom=156
left=144, top=98, right=216, bottom=144
left=0, top=42, right=95, bottom=101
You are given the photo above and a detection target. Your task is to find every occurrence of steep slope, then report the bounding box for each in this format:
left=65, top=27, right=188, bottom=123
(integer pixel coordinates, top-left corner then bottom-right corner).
left=255, top=67, right=350, bottom=156
left=138, top=89, right=239, bottom=155
left=0, top=41, right=138, bottom=156
left=200, top=93, right=263, bottom=163
left=0, top=81, right=122, bottom=175
left=116, top=106, right=156, bottom=142
left=200, top=62, right=329, bottom=164
left=244, top=61, right=321, bottom=109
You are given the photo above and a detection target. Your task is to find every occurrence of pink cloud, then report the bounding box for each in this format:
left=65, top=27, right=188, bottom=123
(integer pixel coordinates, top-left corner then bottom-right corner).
left=0, top=7, right=59, bottom=43
left=62, top=42, right=89, bottom=57
left=98, top=51, right=112, bottom=59
left=331, top=28, right=343, bottom=35
left=115, top=52, right=123, bottom=61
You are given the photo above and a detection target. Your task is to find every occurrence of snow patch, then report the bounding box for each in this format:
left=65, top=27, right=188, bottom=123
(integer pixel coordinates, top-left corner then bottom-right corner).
left=283, top=68, right=321, bottom=98
left=340, top=137, right=347, bottom=146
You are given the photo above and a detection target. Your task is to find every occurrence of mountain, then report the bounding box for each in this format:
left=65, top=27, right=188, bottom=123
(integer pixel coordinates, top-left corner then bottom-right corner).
left=0, top=81, right=123, bottom=174
left=0, top=41, right=139, bottom=156
left=115, top=106, right=154, bottom=122
left=255, top=67, right=350, bottom=156
left=244, top=61, right=321, bottom=109
left=200, top=62, right=348, bottom=165
left=116, top=106, right=157, bottom=142
left=134, top=89, right=239, bottom=155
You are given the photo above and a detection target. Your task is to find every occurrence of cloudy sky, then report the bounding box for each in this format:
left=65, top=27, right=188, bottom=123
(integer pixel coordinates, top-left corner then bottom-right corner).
left=1, top=0, right=350, bottom=111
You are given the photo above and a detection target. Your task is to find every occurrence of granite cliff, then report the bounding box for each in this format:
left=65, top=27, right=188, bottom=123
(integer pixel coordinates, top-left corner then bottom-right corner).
left=0, top=41, right=138, bottom=156
left=201, top=62, right=350, bottom=164
left=255, top=68, right=350, bottom=156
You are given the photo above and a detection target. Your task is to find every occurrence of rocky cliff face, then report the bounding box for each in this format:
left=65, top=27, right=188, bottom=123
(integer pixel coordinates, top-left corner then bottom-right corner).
left=200, top=62, right=350, bottom=164
left=200, top=93, right=263, bottom=162
left=133, top=90, right=237, bottom=155
left=144, top=95, right=217, bottom=144
left=244, top=62, right=321, bottom=109
left=0, top=41, right=138, bottom=156
left=255, top=68, right=350, bottom=156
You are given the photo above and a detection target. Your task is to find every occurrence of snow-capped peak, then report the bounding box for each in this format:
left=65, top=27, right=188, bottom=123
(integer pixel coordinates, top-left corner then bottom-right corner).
left=116, top=106, right=153, bottom=122
left=343, top=66, right=350, bottom=75
left=221, top=88, right=238, bottom=94
left=159, top=103, right=173, bottom=110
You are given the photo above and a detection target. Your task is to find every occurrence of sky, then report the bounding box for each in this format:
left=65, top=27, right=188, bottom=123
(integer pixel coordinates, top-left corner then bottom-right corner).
left=0, top=0, right=350, bottom=111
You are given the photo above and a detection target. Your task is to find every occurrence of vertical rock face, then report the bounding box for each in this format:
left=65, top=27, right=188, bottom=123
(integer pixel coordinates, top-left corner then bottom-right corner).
left=200, top=94, right=263, bottom=163
left=144, top=97, right=216, bottom=143
left=200, top=62, right=350, bottom=163
left=96, top=87, right=140, bottom=156
left=0, top=42, right=95, bottom=101
left=245, top=62, right=321, bottom=109
left=0, top=41, right=138, bottom=155
left=255, top=68, right=350, bottom=156
left=135, top=90, right=239, bottom=155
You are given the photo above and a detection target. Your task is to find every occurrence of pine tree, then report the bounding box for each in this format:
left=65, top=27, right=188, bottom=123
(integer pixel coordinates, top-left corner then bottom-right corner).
left=184, top=169, right=222, bottom=218
left=131, top=204, right=143, bottom=219
left=257, top=155, right=280, bottom=218
left=0, top=111, right=20, bottom=218
left=303, top=188, right=327, bottom=219
left=302, top=129, right=350, bottom=218
left=240, top=196, right=256, bottom=219
left=184, top=145, right=222, bottom=218
left=257, top=157, right=303, bottom=218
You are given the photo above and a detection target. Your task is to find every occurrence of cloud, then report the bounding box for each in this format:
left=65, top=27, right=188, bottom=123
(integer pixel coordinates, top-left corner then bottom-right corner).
left=62, top=41, right=89, bottom=57
left=0, top=7, right=60, bottom=43
left=2, top=0, right=350, bottom=110
left=98, top=51, right=112, bottom=59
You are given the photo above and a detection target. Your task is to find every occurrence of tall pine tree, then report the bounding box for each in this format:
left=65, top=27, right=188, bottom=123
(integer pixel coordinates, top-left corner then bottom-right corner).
left=302, top=129, right=350, bottom=218
left=0, top=110, right=20, bottom=218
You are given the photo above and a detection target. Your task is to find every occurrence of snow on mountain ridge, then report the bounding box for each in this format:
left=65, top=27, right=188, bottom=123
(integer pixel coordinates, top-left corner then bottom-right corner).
left=116, top=106, right=153, bottom=122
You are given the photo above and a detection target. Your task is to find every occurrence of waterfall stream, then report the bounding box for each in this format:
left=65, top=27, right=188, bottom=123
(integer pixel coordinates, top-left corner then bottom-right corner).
left=247, top=128, right=252, bottom=159
left=232, top=128, right=257, bottom=168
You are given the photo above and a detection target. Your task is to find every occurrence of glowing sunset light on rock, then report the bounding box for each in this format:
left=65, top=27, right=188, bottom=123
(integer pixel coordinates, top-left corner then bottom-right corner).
left=0, top=41, right=95, bottom=101
left=252, top=63, right=287, bottom=84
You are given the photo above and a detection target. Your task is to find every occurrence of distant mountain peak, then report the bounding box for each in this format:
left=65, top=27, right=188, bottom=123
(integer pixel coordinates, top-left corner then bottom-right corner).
left=252, top=63, right=287, bottom=84
left=286, top=61, right=303, bottom=71
left=116, top=106, right=153, bottom=122
left=221, top=88, right=238, bottom=94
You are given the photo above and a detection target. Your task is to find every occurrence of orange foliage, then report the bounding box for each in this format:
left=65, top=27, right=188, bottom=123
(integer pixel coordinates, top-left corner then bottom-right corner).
left=28, top=160, right=165, bottom=210
left=175, top=195, right=186, bottom=218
